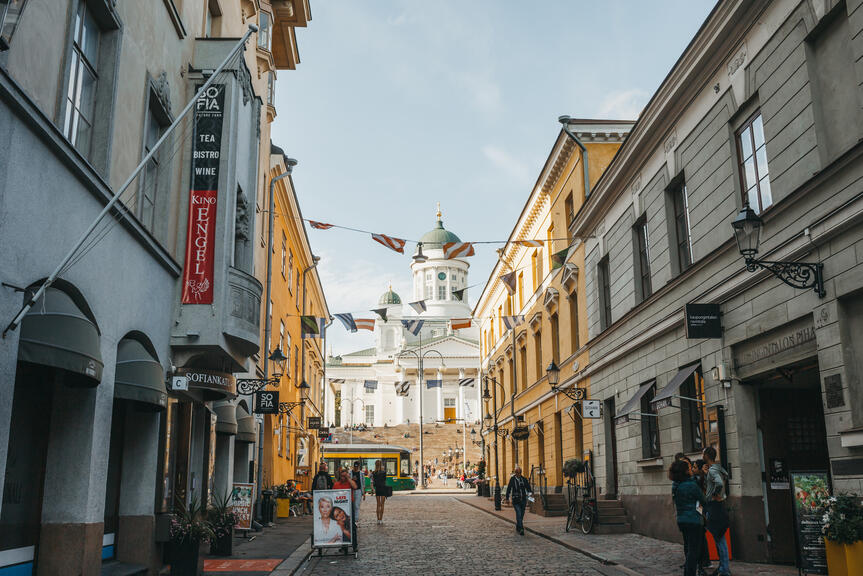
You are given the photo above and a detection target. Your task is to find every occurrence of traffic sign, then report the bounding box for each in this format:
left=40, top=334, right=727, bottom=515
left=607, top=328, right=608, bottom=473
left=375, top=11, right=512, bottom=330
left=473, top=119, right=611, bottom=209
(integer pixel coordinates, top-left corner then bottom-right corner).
left=582, top=399, right=602, bottom=419
left=254, top=390, right=279, bottom=414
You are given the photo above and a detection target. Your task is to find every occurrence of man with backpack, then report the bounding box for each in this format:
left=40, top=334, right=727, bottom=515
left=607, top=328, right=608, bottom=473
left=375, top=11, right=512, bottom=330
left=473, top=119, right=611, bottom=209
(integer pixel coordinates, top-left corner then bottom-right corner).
left=702, top=446, right=731, bottom=576
left=504, top=465, right=533, bottom=535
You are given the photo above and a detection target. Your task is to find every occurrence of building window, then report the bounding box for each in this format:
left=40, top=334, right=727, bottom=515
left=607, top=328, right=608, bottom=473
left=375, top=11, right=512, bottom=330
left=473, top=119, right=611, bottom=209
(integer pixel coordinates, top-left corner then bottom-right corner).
left=565, top=193, right=574, bottom=237
left=288, top=250, right=294, bottom=290
left=497, top=306, right=503, bottom=335
left=293, top=345, right=299, bottom=381
left=285, top=332, right=291, bottom=366
left=277, top=415, right=283, bottom=456
left=546, top=223, right=555, bottom=269
left=204, top=1, right=221, bottom=37
left=281, top=232, right=287, bottom=277
left=597, top=256, right=611, bottom=331
left=568, top=292, right=579, bottom=353
left=681, top=367, right=706, bottom=453
left=364, top=405, right=375, bottom=426
left=737, top=111, right=771, bottom=214
left=533, top=330, right=542, bottom=382
left=550, top=313, right=559, bottom=363
left=438, top=285, right=446, bottom=300
left=0, top=0, right=30, bottom=50
left=63, top=1, right=101, bottom=157
left=640, top=383, right=660, bottom=458
left=519, top=345, right=527, bottom=395
left=257, top=11, right=271, bottom=51
left=279, top=321, right=285, bottom=353
left=633, top=215, right=651, bottom=303
left=517, top=272, right=524, bottom=310
left=267, top=71, right=275, bottom=106
left=140, top=100, right=166, bottom=232
left=671, top=181, right=693, bottom=273
left=508, top=358, right=514, bottom=397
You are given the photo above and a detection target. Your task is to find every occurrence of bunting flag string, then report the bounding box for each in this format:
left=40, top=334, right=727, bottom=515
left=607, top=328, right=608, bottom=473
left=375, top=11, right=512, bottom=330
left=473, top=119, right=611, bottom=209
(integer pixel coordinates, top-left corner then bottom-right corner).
left=309, top=220, right=334, bottom=230
left=364, top=380, right=378, bottom=390
left=402, top=319, right=424, bottom=335
left=426, top=379, right=442, bottom=389
left=502, top=315, right=525, bottom=330
left=355, top=318, right=376, bottom=331
left=371, top=307, right=388, bottom=322
left=371, top=233, right=406, bottom=254
left=300, top=315, right=326, bottom=338
left=551, top=245, right=573, bottom=270
left=500, top=271, right=517, bottom=294
left=458, top=378, right=475, bottom=387
left=443, top=242, right=476, bottom=259
left=334, top=313, right=357, bottom=332
left=450, top=318, right=472, bottom=330
left=408, top=300, right=427, bottom=314
left=513, top=239, right=544, bottom=248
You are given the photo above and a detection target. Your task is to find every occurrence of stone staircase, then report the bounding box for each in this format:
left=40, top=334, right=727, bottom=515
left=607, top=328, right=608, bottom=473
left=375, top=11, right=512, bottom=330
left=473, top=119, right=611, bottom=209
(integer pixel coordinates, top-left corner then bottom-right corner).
left=530, top=492, right=569, bottom=517
left=594, top=499, right=631, bottom=534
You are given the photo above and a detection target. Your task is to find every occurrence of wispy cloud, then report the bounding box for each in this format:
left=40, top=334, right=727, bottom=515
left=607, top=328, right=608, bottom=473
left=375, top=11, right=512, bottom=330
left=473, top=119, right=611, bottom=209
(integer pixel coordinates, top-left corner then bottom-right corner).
left=463, top=73, right=502, bottom=116
left=386, top=11, right=409, bottom=26
left=483, top=145, right=532, bottom=186
left=597, top=89, right=648, bottom=120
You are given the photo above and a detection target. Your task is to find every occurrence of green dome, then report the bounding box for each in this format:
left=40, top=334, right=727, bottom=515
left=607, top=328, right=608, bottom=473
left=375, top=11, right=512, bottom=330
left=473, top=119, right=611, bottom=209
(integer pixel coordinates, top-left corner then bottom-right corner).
left=379, top=287, right=401, bottom=305
left=419, top=218, right=461, bottom=248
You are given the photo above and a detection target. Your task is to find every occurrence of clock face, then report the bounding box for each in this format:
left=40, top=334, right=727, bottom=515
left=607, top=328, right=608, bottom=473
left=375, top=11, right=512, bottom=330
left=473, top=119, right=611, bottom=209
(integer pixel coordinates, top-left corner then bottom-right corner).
left=438, top=272, right=446, bottom=281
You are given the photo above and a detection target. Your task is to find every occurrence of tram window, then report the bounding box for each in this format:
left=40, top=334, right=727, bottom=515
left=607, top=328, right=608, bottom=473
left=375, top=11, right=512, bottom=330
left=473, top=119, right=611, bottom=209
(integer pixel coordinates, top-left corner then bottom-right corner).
left=401, top=457, right=410, bottom=475
left=386, top=459, right=397, bottom=476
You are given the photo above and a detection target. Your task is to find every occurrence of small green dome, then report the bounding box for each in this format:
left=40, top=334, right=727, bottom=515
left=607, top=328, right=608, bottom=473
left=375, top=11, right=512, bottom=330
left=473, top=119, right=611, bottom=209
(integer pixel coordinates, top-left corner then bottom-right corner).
left=419, top=218, right=461, bottom=248
left=379, top=287, right=401, bottom=305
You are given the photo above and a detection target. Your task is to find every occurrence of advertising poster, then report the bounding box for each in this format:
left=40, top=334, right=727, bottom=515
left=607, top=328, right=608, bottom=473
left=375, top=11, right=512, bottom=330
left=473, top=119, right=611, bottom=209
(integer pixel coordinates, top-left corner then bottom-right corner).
left=230, top=482, right=255, bottom=531
left=313, top=489, right=352, bottom=547
left=790, top=472, right=829, bottom=575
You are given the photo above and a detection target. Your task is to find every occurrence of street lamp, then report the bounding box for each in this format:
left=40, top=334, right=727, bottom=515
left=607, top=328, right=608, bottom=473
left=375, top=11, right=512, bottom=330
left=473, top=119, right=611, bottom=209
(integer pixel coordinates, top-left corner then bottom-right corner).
left=546, top=360, right=585, bottom=402
left=413, top=242, right=428, bottom=264
left=731, top=204, right=825, bottom=297
left=237, top=348, right=288, bottom=394
left=482, top=376, right=512, bottom=511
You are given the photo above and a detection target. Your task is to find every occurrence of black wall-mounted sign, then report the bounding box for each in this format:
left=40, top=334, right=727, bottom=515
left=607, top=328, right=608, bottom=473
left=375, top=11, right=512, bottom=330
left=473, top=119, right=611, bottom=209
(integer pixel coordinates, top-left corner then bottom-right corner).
left=307, top=416, right=322, bottom=430
left=511, top=426, right=530, bottom=441
left=318, top=427, right=330, bottom=439
left=254, top=390, right=279, bottom=414
left=685, top=303, right=722, bottom=339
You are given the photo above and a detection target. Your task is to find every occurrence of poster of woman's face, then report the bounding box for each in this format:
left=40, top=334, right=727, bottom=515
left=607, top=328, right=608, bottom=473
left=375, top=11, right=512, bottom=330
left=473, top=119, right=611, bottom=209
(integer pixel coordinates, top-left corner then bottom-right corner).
left=312, top=489, right=352, bottom=547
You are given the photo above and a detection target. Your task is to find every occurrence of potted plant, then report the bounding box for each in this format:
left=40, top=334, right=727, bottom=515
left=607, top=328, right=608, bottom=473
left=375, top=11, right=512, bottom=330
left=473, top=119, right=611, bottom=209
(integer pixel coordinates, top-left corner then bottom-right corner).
left=822, top=494, right=863, bottom=576
left=207, top=492, right=237, bottom=556
left=169, top=496, right=214, bottom=576
left=563, top=459, right=585, bottom=479
left=274, top=483, right=293, bottom=518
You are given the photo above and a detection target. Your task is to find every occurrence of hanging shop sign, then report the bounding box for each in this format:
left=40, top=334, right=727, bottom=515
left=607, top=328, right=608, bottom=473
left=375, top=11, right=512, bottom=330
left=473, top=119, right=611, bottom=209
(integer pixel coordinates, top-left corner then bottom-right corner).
left=254, top=390, right=279, bottom=414
left=582, top=399, right=602, bottom=419
left=318, top=427, right=330, bottom=439
left=790, top=471, right=830, bottom=575
left=511, top=426, right=530, bottom=441
left=684, top=303, right=722, bottom=339
left=181, top=84, right=225, bottom=304
left=230, top=482, right=255, bottom=531
left=176, top=368, right=235, bottom=398
left=307, top=416, right=322, bottom=429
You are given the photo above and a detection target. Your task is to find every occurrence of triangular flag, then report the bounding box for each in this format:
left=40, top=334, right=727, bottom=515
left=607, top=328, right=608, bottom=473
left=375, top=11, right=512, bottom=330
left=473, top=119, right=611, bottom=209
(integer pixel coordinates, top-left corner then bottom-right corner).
left=409, top=300, right=427, bottom=314
left=372, top=307, right=388, bottom=322
left=458, top=378, right=475, bottom=387
left=401, top=319, right=424, bottom=336
left=442, top=242, right=476, bottom=259
left=502, top=315, right=525, bottom=330
left=426, top=379, right=442, bottom=389
left=452, top=288, right=466, bottom=301
left=514, top=239, right=544, bottom=248
left=500, top=271, right=517, bottom=294
left=371, top=233, right=406, bottom=254
left=301, top=315, right=323, bottom=338
left=334, top=313, right=357, bottom=332
left=364, top=380, right=378, bottom=390
left=551, top=246, right=571, bottom=270
left=355, top=318, right=376, bottom=331
left=451, top=318, right=472, bottom=330
left=309, top=220, right=334, bottom=230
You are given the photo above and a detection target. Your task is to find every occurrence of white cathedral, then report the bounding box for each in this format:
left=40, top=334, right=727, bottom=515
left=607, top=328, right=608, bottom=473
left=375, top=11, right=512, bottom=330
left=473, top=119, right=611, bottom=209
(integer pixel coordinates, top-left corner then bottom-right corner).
left=323, top=211, right=482, bottom=428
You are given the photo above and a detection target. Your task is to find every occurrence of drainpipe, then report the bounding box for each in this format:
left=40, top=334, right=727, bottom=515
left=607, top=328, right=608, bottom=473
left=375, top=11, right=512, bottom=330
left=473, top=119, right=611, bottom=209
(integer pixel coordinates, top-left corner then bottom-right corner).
left=256, top=157, right=296, bottom=523
left=558, top=116, right=590, bottom=200
left=299, top=257, right=321, bottom=433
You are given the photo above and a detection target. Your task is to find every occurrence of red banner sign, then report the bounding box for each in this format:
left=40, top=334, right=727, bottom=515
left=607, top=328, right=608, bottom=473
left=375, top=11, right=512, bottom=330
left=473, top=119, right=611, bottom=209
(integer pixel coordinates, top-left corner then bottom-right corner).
left=182, top=189, right=217, bottom=303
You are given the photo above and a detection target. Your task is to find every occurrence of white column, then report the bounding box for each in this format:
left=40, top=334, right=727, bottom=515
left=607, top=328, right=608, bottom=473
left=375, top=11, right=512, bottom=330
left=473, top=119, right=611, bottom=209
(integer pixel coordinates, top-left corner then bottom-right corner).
left=436, top=383, right=443, bottom=421
left=458, top=384, right=464, bottom=420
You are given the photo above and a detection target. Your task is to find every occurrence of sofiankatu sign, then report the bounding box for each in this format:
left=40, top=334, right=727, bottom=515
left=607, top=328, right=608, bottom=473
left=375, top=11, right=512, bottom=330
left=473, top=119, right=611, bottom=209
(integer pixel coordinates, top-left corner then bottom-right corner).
left=181, top=84, right=225, bottom=304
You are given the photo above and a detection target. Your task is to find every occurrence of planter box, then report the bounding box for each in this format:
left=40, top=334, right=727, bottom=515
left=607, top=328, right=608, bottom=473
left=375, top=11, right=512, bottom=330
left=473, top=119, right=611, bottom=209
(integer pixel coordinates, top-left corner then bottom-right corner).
left=169, top=539, right=202, bottom=576
left=209, top=527, right=233, bottom=556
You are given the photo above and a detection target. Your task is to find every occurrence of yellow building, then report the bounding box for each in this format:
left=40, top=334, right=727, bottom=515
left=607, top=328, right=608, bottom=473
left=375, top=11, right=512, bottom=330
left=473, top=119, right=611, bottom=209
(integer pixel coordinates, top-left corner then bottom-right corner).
left=474, top=119, right=631, bottom=505
left=258, top=149, right=329, bottom=492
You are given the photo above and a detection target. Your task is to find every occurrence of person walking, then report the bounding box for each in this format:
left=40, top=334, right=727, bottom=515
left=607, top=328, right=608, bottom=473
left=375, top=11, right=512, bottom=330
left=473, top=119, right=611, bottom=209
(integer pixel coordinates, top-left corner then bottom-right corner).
left=693, top=459, right=713, bottom=575
left=311, top=462, right=333, bottom=494
left=350, top=461, right=365, bottom=522
left=372, top=460, right=389, bottom=525
left=670, top=459, right=707, bottom=576
left=504, top=465, right=532, bottom=535
left=703, top=446, right=731, bottom=576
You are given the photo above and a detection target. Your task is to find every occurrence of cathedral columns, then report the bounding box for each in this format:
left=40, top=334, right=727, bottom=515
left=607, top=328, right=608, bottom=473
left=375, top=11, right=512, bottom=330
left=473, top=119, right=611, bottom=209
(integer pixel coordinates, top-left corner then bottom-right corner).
left=436, top=384, right=443, bottom=422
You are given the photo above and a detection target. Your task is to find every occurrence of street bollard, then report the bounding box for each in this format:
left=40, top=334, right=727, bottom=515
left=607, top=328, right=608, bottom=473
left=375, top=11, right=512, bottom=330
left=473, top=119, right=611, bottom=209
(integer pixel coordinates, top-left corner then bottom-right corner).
left=262, top=490, right=274, bottom=525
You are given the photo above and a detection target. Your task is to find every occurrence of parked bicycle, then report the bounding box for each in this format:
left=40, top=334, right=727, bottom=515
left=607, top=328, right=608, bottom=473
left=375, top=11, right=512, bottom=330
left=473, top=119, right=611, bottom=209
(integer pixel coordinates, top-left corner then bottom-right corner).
left=564, top=458, right=597, bottom=534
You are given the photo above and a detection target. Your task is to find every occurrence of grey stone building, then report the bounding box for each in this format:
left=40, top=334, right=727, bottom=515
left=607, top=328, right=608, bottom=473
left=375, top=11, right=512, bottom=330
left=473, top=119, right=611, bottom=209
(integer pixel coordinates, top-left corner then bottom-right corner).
left=569, top=0, right=863, bottom=565
left=0, top=1, right=310, bottom=574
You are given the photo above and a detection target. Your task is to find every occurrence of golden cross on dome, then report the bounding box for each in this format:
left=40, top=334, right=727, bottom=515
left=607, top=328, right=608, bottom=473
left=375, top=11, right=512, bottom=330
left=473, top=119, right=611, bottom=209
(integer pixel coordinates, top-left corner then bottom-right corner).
left=436, top=202, right=442, bottom=220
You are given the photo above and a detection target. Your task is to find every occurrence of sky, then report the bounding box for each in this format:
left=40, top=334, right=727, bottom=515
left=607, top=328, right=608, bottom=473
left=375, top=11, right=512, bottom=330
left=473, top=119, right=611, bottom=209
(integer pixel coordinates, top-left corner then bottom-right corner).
left=271, top=1, right=716, bottom=356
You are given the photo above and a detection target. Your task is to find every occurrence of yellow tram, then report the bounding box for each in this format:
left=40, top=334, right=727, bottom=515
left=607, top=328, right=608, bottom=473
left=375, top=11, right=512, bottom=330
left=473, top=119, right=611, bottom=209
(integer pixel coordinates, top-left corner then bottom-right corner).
left=320, top=444, right=416, bottom=491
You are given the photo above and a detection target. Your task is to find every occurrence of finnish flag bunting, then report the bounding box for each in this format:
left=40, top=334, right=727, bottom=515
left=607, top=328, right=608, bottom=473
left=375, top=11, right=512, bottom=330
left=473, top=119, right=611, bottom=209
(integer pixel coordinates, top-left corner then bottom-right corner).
left=401, top=319, right=424, bottom=336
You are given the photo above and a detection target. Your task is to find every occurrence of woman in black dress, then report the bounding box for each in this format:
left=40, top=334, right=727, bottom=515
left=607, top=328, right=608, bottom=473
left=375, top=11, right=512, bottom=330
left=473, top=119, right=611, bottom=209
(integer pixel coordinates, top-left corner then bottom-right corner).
left=372, top=459, right=388, bottom=525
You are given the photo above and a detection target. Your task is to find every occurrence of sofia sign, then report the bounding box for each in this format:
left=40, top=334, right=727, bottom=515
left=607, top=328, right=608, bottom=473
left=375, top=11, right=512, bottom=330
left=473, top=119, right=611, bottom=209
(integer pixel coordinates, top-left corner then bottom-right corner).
left=181, top=84, right=225, bottom=304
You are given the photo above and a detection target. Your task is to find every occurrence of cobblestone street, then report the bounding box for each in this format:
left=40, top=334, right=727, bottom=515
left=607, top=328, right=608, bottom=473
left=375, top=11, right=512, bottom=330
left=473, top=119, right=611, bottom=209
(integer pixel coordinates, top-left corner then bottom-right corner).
left=300, top=494, right=623, bottom=576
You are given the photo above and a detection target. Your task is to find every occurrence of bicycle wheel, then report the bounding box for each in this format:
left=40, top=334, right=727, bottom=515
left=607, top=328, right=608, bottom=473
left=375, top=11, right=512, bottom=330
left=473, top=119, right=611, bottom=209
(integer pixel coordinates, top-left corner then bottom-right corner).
left=580, top=504, right=595, bottom=534
left=565, top=502, right=576, bottom=532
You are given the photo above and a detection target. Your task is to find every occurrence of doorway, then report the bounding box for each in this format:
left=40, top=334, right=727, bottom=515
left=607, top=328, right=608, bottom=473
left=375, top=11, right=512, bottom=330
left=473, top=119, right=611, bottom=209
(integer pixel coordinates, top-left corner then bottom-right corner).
left=603, top=397, right=618, bottom=498
left=757, top=360, right=829, bottom=564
